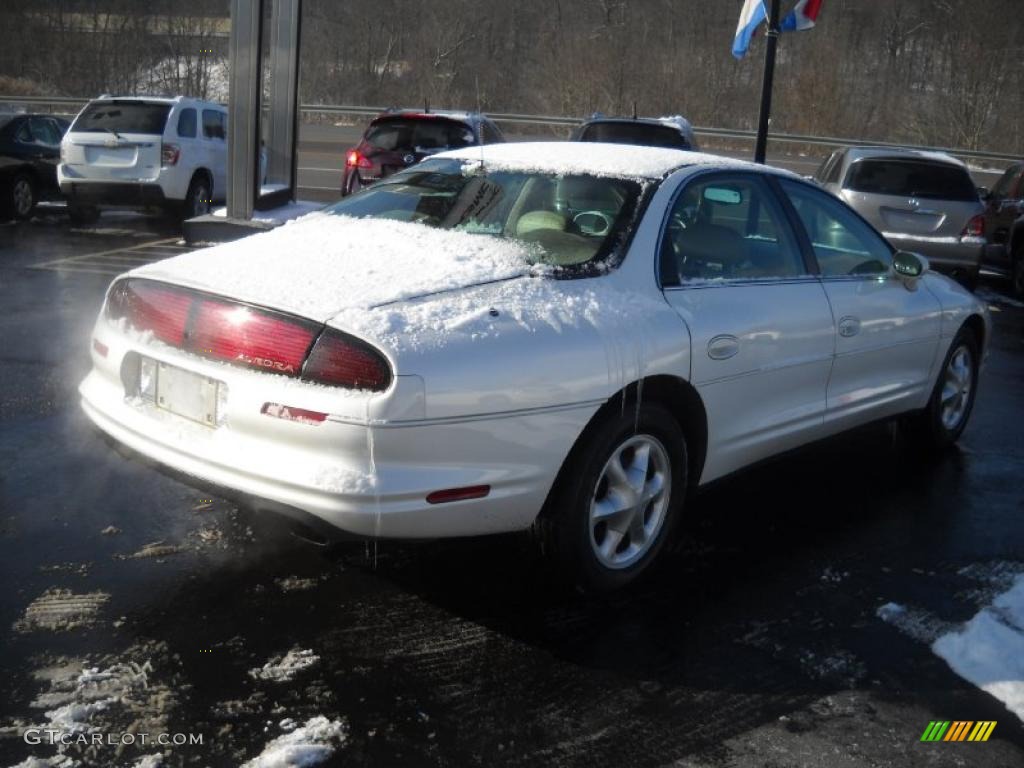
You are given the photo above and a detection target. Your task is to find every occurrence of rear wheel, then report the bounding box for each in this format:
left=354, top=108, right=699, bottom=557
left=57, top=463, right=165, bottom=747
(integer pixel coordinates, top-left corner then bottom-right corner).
left=9, top=173, right=36, bottom=220
left=183, top=175, right=212, bottom=220
left=345, top=172, right=363, bottom=196
left=542, top=403, right=686, bottom=591
left=1012, top=247, right=1024, bottom=298
left=909, top=327, right=979, bottom=450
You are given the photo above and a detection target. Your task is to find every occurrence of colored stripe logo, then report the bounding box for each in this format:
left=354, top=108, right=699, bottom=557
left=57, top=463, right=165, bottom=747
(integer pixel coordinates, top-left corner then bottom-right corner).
left=920, top=721, right=997, bottom=742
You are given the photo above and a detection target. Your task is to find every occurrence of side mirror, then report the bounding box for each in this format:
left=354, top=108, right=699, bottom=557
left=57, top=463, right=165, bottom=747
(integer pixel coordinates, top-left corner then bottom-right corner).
left=892, top=250, right=929, bottom=290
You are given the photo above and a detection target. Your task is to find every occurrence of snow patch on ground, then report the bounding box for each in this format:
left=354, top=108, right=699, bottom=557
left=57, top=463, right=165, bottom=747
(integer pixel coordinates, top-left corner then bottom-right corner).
left=249, top=648, right=320, bottom=683
left=240, top=716, right=347, bottom=768
left=876, top=602, right=955, bottom=644
left=14, top=590, right=110, bottom=633
left=932, top=575, right=1024, bottom=722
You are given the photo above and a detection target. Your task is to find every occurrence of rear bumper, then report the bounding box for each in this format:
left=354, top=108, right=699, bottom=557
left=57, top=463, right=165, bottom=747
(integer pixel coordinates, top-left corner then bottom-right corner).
left=61, top=181, right=168, bottom=207
left=885, top=233, right=984, bottom=275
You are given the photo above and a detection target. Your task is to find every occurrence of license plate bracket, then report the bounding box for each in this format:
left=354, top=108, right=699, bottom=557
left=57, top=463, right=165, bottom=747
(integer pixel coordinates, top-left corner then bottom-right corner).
left=154, top=361, right=221, bottom=427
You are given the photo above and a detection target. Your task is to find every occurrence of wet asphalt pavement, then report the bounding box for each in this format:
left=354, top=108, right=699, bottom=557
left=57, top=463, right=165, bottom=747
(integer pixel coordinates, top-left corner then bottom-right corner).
left=1, top=210, right=1023, bottom=768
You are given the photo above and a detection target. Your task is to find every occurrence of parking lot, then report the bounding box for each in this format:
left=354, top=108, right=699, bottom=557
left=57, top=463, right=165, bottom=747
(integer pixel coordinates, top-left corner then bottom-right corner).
left=1, top=203, right=1023, bottom=767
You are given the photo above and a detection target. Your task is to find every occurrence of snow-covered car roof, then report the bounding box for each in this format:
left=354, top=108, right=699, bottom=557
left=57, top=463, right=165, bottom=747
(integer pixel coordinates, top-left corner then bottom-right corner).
left=437, top=141, right=761, bottom=181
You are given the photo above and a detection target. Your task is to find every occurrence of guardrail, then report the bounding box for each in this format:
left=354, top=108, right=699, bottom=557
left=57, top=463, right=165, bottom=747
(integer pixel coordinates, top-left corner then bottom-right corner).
left=4, top=94, right=1022, bottom=166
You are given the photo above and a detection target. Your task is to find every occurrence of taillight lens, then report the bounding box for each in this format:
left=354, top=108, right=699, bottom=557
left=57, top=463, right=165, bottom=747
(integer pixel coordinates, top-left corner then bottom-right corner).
left=303, top=330, right=392, bottom=391
left=346, top=150, right=372, bottom=169
left=106, top=280, right=191, bottom=345
left=191, top=300, right=317, bottom=376
left=962, top=214, right=985, bottom=237
left=105, top=279, right=391, bottom=391
left=161, top=142, right=180, bottom=166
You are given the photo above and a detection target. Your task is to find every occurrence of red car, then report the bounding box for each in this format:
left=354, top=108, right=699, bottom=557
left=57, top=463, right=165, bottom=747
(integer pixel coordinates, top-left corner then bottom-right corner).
left=341, top=110, right=505, bottom=196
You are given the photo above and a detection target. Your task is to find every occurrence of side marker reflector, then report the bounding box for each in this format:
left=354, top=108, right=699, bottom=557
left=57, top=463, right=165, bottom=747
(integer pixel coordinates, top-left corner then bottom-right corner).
left=426, top=485, right=490, bottom=504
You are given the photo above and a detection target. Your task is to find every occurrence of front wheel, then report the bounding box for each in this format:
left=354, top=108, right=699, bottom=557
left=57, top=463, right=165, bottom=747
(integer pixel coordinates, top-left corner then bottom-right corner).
left=909, top=327, right=979, bottom=450
left=9, top=173, right=36, bottom=220
left=542, top=403, right=687, bottom=592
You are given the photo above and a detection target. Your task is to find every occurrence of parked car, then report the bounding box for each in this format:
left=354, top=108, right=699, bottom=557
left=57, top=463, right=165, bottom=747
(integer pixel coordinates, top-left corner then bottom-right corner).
left=0, top=112, right=69, bottom=220
left=81, top=143, right=988, bottom=591
left=58, top=96, right=227, bottom=224
left=814, top=147, right=986, bottom=290
left=341, top=109, right=505, bottom=196
left=571, top=114, right=699, bottom=151
left=979, top=161, right=1024, bottom=295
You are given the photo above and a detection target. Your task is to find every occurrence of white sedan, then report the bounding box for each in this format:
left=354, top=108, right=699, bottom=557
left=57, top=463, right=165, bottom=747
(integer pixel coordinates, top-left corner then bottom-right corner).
left=80, top=143, right=989, bottom=590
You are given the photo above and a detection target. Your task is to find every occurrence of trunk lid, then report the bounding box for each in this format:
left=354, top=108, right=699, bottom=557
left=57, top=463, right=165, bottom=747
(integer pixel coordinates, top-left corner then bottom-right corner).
left=62, top=100, right=170, bottom=182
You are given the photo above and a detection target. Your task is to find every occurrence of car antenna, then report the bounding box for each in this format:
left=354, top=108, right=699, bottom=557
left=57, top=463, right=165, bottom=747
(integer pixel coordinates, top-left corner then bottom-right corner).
left=632, top=101, right=638, bottom=120
left=424, top=97, right=430, bottom=114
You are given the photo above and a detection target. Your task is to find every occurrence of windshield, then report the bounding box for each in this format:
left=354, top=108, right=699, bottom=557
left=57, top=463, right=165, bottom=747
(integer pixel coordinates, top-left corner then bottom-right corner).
left=364, top=118, right=476, bottom=153
left=324, top=158, right=644, bottom=268
left=845, top=159, right=978, bottom=201
left=578, top=122, right=691, bottom=150
left=72, top=101, right=171, bottom=134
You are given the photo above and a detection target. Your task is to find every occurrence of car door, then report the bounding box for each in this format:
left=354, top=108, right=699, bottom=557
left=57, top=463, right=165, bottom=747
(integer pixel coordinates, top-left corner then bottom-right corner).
left=777, top=178, right=942, bottom=430
left=660, top=171, right=835, bottom=482
left=202, top=109, right=227, bottom=201
left=28, top=117, right=63, bottom=193
left=984, top=163, right=1024, bottom=250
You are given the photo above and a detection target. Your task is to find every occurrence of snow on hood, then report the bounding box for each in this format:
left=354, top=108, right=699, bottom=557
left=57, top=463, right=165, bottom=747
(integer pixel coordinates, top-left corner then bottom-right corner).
left=129, top=213, right=537, bottom=323
left=437, top=141, right=757, bottom=180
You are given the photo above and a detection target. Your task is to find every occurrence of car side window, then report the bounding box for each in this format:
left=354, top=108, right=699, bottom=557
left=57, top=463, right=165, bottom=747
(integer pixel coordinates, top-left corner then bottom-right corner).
left=203, top=110, right=226, bottom=140
left=661, top=174, right=806, bottom=285
left=825, top=153, right=844, bottom=184
left=177, top=108, right=197, bottom=138
left=779, top=179, right=893, bottom=277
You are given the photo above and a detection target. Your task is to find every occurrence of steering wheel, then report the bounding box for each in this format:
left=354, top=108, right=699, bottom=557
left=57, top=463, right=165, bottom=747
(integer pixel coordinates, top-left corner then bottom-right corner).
left=572, top=210, right=613, bottom=237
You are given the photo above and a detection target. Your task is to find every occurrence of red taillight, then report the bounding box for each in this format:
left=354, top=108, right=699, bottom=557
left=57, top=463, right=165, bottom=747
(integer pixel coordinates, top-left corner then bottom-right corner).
left=962, top=214, right=984, bottom=238
left=105, top=279, right=392, bottom=391
left=161, top=142, right=180, bottom=166
left=107, top=280, right=191, bottom=345
left=346, top=150, right=372, bottom=169
left=92, top=339, right=108, bottom=357
left=303, top=330, right=392, bottom=391
left=426, top=485, right=491, bottom=504
left=192, top=300, right=317, bottom=376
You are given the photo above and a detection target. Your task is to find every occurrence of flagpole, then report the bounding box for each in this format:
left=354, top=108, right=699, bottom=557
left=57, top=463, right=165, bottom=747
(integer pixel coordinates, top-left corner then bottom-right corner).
left=754, top=0, right=781, bottom=164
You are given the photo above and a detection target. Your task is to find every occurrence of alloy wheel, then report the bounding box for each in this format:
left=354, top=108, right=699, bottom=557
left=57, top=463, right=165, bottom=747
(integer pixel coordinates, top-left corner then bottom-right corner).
left=589, top=434, right=671, bottom=570
left=940, top=344, right=973, bottom=431
left=12, top=178, right=33, bottom=217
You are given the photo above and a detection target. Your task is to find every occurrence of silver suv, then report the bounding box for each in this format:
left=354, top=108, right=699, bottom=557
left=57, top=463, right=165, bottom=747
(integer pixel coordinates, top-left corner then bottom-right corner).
left=814, top=147, right=986, bottom=289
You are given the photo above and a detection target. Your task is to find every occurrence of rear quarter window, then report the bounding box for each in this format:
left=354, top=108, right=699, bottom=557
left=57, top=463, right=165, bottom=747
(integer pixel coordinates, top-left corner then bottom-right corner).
left=578, top=122, right=690, bottom=150
left=73, top=102, right=171, bottom=135
left=844, top=159, right=978, bottom=202
left=177, top=108, right=197, bottom=138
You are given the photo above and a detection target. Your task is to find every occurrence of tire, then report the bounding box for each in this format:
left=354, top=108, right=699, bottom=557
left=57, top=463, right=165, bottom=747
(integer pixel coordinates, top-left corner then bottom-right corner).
left=1012, top=248, right=1024, bottom=298
left=541, top=402, right=687, bottom=592
left=67, top=202, right=100, bottom=226
left=344, top=171, right=362, bottom=196
left=9, top=173, right=36, bottom=220
left=908, top=327, right=979, bottom=450
left=183, top=175, right=212, bottom=220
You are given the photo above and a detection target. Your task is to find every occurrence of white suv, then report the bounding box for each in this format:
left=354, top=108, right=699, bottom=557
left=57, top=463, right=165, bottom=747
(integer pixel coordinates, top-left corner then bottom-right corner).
left=59, top=96, right=227, bottom=223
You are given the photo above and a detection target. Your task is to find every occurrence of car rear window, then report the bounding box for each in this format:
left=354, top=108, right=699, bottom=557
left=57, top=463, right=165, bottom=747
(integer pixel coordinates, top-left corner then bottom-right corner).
left=577, top=122, right=691, bottom=150
left=364, top=117, right=476, bottom=153
left=72, top=101, right=171, bottom=135
left=844, top=159, right=978, bottom=201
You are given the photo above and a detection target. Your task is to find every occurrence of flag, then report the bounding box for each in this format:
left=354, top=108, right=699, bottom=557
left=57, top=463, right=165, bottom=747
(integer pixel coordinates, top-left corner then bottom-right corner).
left=732, top=0, right=768, bottom=59
left=781, top=0, right=824, bottom=32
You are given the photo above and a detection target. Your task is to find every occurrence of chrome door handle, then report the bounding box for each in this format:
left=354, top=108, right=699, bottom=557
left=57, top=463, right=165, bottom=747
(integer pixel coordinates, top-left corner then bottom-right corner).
left=838, top=316, right=861, bottom=338
left=707, top=334, right=740, bottom=360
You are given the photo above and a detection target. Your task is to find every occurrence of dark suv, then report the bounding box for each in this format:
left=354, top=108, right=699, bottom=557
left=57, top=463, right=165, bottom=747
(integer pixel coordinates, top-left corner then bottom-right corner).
left=0, top=113, right=69, bottom=220
left=341, top=110, right=505, bottom=196
left=980, top=161, right=1024, bottom=295
left=571, top=114, right=699, bottom=151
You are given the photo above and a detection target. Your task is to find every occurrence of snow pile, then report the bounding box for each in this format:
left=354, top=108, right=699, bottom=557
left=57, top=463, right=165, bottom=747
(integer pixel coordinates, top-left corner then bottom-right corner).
left=132, top=215, right=537, bottom=323
left=14, top=589, right=110, bottom=633
left=131, top=756, right=163, bottom=768
left=249, top=648, right=320, bottom=683
left=241, top=716, right=347, bottom=768
left=876, top=602, right=954, bottom=644
left=439, top=141, right=766, bottom=180
left=7, top=758, right=79, bottom=768
left=932, top=575, right=1024, bottom=722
